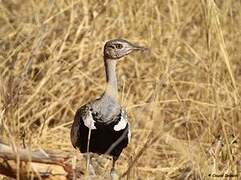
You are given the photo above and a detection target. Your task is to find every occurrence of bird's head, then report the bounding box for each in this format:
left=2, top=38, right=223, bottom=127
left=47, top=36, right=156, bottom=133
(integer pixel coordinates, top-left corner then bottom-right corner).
left=104, top=39, right=146, bottom=60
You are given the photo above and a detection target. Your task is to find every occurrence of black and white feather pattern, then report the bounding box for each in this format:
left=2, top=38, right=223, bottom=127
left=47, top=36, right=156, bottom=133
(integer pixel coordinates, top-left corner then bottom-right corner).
left=71, top=103, right=131, bottom=158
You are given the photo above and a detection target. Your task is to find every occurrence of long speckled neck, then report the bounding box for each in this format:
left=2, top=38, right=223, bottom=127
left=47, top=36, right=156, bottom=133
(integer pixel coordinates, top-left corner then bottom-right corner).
left=92, top=57, right=120, bottom=122
left=103, top=58, right=118, bottom=100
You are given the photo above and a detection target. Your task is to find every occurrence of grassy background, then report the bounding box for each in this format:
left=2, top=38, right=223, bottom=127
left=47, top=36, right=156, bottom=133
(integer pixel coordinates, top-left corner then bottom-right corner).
left=0, top=0, right=241, bottom=179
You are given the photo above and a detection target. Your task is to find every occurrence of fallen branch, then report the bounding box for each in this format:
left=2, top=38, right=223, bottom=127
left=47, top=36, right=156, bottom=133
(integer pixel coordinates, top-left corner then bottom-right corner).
left=0, top=139, right=83, bottom=179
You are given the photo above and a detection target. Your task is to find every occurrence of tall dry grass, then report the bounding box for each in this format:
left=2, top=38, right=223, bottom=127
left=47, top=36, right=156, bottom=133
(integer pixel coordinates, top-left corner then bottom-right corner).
left=0, top=0, right=241, bottom=179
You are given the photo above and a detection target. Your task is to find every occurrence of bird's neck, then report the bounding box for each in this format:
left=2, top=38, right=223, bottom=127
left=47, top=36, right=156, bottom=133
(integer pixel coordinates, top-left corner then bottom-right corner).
left=103, top=58, right=118, bottom=100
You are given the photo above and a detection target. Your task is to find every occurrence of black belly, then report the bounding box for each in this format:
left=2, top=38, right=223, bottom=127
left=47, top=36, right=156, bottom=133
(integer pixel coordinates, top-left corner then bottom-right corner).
left=77, top=120, right=129, bottom=158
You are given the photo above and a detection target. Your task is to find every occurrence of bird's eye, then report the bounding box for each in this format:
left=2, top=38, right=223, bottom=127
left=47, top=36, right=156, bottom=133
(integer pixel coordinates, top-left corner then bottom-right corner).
left=115, top=44, right=123, bottom=49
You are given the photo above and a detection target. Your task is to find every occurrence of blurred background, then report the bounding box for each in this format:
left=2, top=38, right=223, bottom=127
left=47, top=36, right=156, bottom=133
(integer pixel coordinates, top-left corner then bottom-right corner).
left=0, top=0, right=241, bottom=179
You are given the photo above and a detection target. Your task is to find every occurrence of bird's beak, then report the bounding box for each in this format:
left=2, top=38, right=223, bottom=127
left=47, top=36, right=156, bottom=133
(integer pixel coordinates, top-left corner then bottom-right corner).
left=123, top=42, right=149, bottom=58
left=133, top=46, right=148, bottom=52
left=130, top=43, right=148, bottom=52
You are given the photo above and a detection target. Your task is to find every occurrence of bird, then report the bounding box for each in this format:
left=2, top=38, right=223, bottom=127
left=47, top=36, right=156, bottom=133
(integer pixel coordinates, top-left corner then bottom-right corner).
left=70, top=39, right=146, bottom=178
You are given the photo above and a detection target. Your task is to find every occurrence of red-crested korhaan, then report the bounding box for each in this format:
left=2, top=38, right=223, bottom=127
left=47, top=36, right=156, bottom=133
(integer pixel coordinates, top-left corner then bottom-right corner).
left=70, top=39, right=146, bottom=178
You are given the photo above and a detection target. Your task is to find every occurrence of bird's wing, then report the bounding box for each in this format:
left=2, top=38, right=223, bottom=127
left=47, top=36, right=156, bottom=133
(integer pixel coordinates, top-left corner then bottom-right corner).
left=113, top=109, right=128, bottom=131
left=70, top=103, right=95, bottom=148
left=117, top=109, right=131, bottom=143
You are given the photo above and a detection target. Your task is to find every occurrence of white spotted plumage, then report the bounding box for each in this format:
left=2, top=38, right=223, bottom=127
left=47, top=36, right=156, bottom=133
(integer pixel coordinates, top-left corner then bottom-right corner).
left=83, top=110, right=96, bottom=129
left=114, top=110, right=128, bottom=131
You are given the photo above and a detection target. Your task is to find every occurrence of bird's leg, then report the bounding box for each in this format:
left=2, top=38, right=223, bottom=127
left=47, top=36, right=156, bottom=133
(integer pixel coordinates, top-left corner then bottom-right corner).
left=85, top=127, right=96, bottom=176
left=110, top=156, right=118, bottom=180
left=84, top=153, right=96, bottom=176
left=88, top=157, right=96, bottom=176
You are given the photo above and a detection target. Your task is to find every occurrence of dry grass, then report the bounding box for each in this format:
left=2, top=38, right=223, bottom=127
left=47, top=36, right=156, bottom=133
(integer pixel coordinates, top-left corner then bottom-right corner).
left=0, top=0, right=241, bottom=179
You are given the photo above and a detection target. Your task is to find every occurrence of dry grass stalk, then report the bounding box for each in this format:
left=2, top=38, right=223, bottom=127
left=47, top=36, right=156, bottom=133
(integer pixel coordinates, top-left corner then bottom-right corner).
left=0, top=0, right=241, bottom=179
